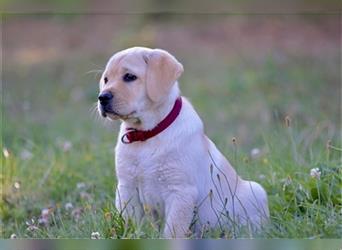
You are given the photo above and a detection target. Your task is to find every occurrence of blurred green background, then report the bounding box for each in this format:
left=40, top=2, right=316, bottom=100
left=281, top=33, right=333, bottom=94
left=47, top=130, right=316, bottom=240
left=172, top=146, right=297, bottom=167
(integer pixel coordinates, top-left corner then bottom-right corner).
left=1, top=4, right=341, bottom=239
left=3, top=13, right=340, bottom=148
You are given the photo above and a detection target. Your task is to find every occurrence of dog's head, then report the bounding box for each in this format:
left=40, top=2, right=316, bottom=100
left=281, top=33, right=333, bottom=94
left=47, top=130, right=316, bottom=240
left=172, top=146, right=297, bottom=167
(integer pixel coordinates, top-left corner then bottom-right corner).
left=98, top=47, right=183, bottom=121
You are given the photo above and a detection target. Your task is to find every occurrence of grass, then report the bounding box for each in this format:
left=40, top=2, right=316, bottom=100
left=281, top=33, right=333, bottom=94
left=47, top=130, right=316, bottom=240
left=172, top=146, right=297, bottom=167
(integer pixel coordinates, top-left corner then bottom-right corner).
left=1, top=15, right=341, bottom=239
left=2, top=113, right=341, bottom=239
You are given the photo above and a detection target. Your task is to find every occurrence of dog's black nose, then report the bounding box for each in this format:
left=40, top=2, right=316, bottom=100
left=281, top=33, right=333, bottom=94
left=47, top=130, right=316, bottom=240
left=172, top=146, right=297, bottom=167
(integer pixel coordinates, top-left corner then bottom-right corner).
left=98, top=91, right=113, bottom=105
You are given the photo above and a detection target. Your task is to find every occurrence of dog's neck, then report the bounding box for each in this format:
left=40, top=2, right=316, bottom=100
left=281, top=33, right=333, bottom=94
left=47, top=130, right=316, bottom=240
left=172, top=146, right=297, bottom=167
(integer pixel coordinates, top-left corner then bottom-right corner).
left=122, top=83, right=181, bottom=131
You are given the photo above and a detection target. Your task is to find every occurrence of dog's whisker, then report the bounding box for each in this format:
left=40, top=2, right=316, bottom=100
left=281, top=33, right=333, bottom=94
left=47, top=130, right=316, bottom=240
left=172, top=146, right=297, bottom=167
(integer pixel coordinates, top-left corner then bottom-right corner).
left=86, top=69, right=103, bottom=74
left=89, top=103, right=99, bottom=116
left=84, top=65, right=104, bottom=80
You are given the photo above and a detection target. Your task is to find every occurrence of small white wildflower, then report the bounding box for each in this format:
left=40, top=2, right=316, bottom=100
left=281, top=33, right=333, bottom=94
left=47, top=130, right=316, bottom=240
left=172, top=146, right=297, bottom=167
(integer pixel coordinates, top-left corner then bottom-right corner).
left=41, top=208, right=50, bottom=217
left=259, top=174, right=266, bottom=180
left=62, top=141, right=72, bottom=152
left=20, top=149, right=33, bottom=160
left=38, top=208, right=51, bottom=226
left=56, top=138, right=73, bottom=152
left=91, top=231, right=100, bottom=239
left=26, top=219, right=39, bottom=231
left=64, top=202, right=73, bottom=210
left=14, top=181, right=21, bottom=190
left=26, top=218, right=35, bottom=226
left=10, top=233, right=17, bottom=239
left=76, top=182, right=86, bottom=189
left=38, top=217, right=49, bottom=226
left=250, top=148, right=261, bottom=159
left=3, top=147, right=10, bottom=158
left=310, top=168, right=321, bottom=180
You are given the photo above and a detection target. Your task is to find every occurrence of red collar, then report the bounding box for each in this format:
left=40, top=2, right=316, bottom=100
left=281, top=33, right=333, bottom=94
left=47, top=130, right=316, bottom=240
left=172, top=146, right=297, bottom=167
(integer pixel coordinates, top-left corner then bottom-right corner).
left=121, top=97, right=183, bottom=144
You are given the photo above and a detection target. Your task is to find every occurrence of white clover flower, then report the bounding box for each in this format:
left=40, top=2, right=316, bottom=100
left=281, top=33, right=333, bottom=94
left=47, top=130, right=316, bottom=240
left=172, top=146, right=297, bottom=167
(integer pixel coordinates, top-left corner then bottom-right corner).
left=62, top=141, right=72, bottom=152
left=38, top=217, right=49, bottom=226
left=41, top=208, right=50, bottom=217
left=10, top=233, right=17, bottom=239
left=76, top=182, right=86, bottom=189
left=14, top=181, right=21, bottom=190
left=310, top=168, right=321, bottom=180
left=259, top=174, right=266, bottom=180
left=26, top=219, right=39, bottom=231
left=38, top=208, right=51, bottom=226
left=56, top=138, right=73, bottom=152
left=250, top=148, right=261, bottom=159
left=91, top=231, right=100, bottom=239
left=3, top=148, right=10, bottom=158
left=64, top=202, right=73, bottom=210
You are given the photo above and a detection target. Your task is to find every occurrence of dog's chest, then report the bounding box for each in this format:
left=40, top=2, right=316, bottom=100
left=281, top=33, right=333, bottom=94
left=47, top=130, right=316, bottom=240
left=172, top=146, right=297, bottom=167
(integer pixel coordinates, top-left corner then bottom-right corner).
left=117, top=145, right=171, bottom=208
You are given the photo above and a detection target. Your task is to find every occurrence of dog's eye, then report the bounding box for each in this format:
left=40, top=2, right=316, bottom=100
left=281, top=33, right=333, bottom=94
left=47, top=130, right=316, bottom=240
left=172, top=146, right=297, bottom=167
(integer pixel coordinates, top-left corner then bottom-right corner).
left=104, top=77, right=108, bottom=84
left=123, top=73, right=137, bottom=82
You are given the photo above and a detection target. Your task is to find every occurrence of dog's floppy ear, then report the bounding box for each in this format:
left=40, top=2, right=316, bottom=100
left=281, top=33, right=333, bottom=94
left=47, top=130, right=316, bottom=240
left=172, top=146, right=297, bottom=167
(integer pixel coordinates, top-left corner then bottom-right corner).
left=144, top=49, right=183, bottom=103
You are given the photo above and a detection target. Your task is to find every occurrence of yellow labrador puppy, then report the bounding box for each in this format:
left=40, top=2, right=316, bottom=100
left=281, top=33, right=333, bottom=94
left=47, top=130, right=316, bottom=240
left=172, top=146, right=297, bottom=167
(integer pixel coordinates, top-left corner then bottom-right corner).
left=98, top=47, right=269, bottom=238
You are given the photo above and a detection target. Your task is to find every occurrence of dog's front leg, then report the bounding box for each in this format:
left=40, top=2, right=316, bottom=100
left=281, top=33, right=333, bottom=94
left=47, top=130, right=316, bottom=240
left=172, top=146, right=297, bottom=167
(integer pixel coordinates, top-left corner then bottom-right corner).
left=163, top=187, right=197, bottom=238
left=115, top=182, right=144, bottom=224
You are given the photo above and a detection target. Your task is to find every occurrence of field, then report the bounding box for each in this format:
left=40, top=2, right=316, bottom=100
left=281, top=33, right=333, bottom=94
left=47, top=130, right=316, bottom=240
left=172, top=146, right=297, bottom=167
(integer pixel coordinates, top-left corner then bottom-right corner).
left=1, top=14, right=341, bottom=239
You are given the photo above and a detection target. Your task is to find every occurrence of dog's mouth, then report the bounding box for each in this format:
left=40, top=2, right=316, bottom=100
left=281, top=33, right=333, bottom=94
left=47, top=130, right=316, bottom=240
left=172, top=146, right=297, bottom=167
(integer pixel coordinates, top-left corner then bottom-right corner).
left=99, top=106, right=136, bottom=120
left=100, top=107, right=118, bottom=118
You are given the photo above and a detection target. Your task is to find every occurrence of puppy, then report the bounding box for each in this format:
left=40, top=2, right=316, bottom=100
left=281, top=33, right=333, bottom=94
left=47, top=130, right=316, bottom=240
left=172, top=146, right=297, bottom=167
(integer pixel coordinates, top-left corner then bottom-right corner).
left=98, top=47, right=269, bottom=238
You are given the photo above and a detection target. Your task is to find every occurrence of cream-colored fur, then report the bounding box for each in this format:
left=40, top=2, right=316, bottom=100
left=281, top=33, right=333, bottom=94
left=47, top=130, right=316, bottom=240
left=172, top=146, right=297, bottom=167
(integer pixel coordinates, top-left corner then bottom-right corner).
left=98, top=47, right=269, bottom=238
